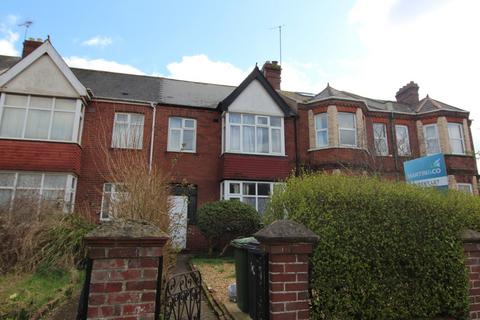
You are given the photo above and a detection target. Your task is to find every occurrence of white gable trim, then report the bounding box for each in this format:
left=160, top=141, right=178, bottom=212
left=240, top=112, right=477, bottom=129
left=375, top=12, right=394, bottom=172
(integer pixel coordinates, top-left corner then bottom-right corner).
left=0, top=40, right=87, bottom=97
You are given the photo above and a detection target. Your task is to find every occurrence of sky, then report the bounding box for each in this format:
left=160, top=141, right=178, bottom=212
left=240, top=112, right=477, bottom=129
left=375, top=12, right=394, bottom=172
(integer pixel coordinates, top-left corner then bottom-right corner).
left=1, top=0, right=480, bottom=155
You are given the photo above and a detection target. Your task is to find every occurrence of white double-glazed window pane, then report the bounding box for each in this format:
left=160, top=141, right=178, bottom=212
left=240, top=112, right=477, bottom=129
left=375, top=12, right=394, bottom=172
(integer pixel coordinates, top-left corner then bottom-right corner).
left=44, top=175, right=67, bottom=189
left=424, top=124, right=440, bottom=154
left=270, top=117, right=281, bottom=127
left=243, top=115, right=255, bottom=125
left=230, top=114, right=241, bottom=124
left=243, top=183, right=256, bottom=195
left=222, top=180, right=280, bottom=214
left=448, top=123, right=465, bottom=154
left=17, top=173, right=42, bottom=188
left=0, top=173, right=15, bottom=187
left=271, top=128, right=282, bottom=153
left=229, top=183, right=240, bottom=194
left=5, top=94, right=27, bottom=107
left=55, top=98, right=76, bottom=111
left=373, top=123, right=388, bottom=156
left=0, top=107, right=25, bottom=137
left=338, top=113, right=356, bottom=147
left=112, top=123, right=129, bottom=147
left=315, top=113, right=328, bottom=148
left=25, top=109, right=50, bottom=139
left=257, top=116, right=268, bottom=125
left=257, top=127, right=269, bottom=153
left=257, top=183, right=271, bottom=196
left=112, top=113, right=144, bottom=149
left=243, top=126, right=255, bottom=152
left=167, top=117, right=196, bottom=152
left=257, top=197, right=269, bottom=214
left=30, top=96, right=52, bottom=109
left=115, top=113, right=128, bottom=123
left=395, top=125, right=411, bottom=156
left=457, top=183, right=473, bottom=194
left=51, top=112, right=75, bottom=141
left=230, top=126, right=241, bottom=151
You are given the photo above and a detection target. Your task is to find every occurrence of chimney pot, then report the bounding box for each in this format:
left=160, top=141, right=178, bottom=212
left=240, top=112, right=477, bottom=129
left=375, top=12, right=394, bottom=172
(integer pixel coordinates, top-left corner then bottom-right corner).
left=262, top=61, right=282, bottom=90
left=22, top=39, right=43, bottom=58
left=395, top=81, right=419, bottom=106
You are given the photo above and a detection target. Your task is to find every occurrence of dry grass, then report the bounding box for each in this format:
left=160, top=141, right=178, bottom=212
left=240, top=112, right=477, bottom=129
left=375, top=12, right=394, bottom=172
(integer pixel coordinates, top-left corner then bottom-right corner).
left=191, top=257, right=236, bottom=305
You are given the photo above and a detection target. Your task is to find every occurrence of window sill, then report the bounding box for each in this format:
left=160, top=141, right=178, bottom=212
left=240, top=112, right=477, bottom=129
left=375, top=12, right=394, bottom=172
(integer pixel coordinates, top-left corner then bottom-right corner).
left=166, top=149, right=197, bottom=154
left=222, top=152, right=286, bottom=157
left=308, top=146, right=365, bottom=152
left=0, top=136, right=80, bottom=145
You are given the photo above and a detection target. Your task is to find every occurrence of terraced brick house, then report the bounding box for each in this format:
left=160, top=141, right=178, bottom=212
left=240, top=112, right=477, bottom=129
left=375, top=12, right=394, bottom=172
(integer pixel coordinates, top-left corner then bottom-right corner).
left=0, top=39, right=477, bottom=250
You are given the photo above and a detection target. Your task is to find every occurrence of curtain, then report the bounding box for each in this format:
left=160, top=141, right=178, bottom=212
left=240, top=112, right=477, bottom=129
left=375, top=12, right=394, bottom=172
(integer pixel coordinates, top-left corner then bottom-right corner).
left=243, top=126, right=255, bottom=152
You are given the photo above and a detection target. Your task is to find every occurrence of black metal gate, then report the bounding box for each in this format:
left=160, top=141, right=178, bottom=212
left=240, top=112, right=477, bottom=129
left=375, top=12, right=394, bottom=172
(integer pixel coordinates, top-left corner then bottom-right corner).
left=163, top=270, right=202, bottom=320
left=248, top=248, right=269, bottom=320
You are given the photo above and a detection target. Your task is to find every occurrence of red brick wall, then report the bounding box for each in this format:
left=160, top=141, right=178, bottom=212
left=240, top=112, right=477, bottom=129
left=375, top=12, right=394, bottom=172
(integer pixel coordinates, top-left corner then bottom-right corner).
left=0, top=139, right=82, bottom=174
left=463, top=236, right=480, bottom=319
left=221, top=154, right=291, bottom=181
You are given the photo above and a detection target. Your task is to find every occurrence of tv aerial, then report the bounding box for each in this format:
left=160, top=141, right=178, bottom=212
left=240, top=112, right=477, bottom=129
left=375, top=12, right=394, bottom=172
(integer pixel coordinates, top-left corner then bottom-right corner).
left=18, top=20, right=33, bottom=40
left=270, top=25, right=285, bottom=65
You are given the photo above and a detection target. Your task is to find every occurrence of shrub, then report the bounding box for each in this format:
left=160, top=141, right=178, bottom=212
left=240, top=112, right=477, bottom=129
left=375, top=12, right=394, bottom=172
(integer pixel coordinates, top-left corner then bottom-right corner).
left=198, top=200, right=262, bottom=255
left=0, top=211, right=95, bottom=274
left=265, top=173, right=480, bottom=319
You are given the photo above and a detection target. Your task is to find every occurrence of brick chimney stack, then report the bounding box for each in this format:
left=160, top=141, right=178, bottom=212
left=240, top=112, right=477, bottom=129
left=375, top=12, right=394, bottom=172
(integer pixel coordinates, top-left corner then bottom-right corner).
left=262, top=61, right=282, bottom=90
left=395, top=81, right=419, bottom=106
left=22, top=38, right=43, bottom=58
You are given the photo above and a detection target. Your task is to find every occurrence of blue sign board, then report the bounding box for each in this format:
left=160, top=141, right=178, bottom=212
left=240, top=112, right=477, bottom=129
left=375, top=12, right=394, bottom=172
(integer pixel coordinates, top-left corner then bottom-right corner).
left=404, top=153, right=448, bottom=190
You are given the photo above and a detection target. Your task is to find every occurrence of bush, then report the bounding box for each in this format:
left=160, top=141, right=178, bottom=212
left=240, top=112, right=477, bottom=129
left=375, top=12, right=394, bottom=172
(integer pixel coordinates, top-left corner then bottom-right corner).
left=265, top=173, right=480, bottom=319
left=198, top=200, right=262, bottom=255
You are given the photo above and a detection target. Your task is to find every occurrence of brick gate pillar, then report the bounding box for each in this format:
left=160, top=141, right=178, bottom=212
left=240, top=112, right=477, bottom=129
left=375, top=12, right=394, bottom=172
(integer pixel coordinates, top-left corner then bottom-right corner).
left=79, top=219, right=169, bottom=320
left=462, top=229, right=480, bottom=320
left=254, top=219, right=319, bottom=320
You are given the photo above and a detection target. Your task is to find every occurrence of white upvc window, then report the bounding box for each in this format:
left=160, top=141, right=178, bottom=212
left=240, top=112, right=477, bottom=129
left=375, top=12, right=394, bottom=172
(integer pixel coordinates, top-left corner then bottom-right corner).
left=220, top=180, right=282, bottom=214
left=338, top=112, right=357, bottom=147
left=0, top=93, right=83, bottom=143
left=424, top=124, right=440, bottom=155
left=448, top=123, right=465, bottom=155
left=0, top=171, right=77, bottom=213
left=112, top=113, right=145, bottom=149
left=395, top=125, right=411, bottom=156
left=223, top=113, right=284, bottom=155
left=100, top=183, right=127, bottom=221
left=315, top=113, right=328, bottom=148
left=373, top=123, right=388, bottom=156
left=457, top=183, right=473, bottom=194
left=167, top=117, right=197, bottom=152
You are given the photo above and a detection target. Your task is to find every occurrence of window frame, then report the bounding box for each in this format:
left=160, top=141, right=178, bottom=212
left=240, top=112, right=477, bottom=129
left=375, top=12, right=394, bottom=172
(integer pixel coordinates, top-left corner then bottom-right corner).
left=111, top=112, right=145, bottom=150
left=220, top=180, right=283, bottom=214
left=447, top=122, right=466, bottom=155
left=373, top=122, right=389, bottom=156
left=338, top=112, right=357, bottom=147
left=0, top=93, right=83, bottom=143
left=395, top=125, right=411, bottom=156
left=167, top=117, right=197, bottom=153
left=456, top=183, right=473, bottom=194
left=223, top=112, right=285, bottom=156
left=314, top=113, right=328, bottom=148
left=423, top=124, right=441, bottom=155
left=0, top=171, right=77, bottom=213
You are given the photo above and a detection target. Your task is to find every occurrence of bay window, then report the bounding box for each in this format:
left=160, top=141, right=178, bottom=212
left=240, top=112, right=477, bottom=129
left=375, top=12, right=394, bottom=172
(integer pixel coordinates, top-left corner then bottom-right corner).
left=0, top=93, right=83, bottom=143
left=221, top=180, right=282, bottom=214
left=448, top=123, right=465, bottom=155
left=224, top=113, right=284, bottom=155
left=338, top=112, right=357, bottom=147
left=167, top=117, right=196, bottom=152
left=424, top=124, right=440, bottom=155
left=315, top=113, right=328, bottom=148
left=0, top=171, right=77, bottom=213
left=395, top=125, right=411, bottom=156
left=373, top=123, right=388, bottom=156
left=112, top=113, right=145, bottom=149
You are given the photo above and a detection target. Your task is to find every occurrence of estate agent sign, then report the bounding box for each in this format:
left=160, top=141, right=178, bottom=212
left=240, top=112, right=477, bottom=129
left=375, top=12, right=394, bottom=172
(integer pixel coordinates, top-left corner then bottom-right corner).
left=404, top=153, right=448, bottom=190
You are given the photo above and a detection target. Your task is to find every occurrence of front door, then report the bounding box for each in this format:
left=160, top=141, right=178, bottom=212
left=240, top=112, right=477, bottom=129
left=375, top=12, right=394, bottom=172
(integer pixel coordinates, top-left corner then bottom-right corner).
left=169, top=195, right=188, bottom=250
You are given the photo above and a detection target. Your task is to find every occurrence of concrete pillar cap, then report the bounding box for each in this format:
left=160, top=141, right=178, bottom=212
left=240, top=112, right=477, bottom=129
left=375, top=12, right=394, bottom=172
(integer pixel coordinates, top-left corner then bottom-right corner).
left=254, top=219, right=319, bottom=244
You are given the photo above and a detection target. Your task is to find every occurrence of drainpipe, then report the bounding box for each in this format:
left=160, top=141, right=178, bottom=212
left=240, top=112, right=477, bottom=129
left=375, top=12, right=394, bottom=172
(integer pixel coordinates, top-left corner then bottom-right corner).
left=389, top=110, right=400, bottom=181
left=293, top=115, right=300, bottom=176
left=149, top=102, right=157, bottom=173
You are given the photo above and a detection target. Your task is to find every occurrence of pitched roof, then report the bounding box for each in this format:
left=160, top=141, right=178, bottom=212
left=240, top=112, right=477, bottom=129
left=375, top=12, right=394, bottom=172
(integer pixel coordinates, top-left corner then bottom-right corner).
left=218, top=66, right=295, bottom=116
left=0, top=54, right=469, bottom=115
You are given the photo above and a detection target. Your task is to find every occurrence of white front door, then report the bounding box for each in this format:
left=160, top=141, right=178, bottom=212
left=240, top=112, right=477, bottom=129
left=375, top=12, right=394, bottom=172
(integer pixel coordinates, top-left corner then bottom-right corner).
left=168, top=195, right=188, bottom=250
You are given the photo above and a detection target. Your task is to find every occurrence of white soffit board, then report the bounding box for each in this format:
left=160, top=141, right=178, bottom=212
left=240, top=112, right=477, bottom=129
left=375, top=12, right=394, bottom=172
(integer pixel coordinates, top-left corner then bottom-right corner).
left=228, top=79, right=284, bottom=116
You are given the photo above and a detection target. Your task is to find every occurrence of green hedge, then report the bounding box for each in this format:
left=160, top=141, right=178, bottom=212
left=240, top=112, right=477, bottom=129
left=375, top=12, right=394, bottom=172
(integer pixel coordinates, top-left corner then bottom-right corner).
left=265, top=173, right=480, bottom=319
left=198, top=200, right=261, bottom=255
